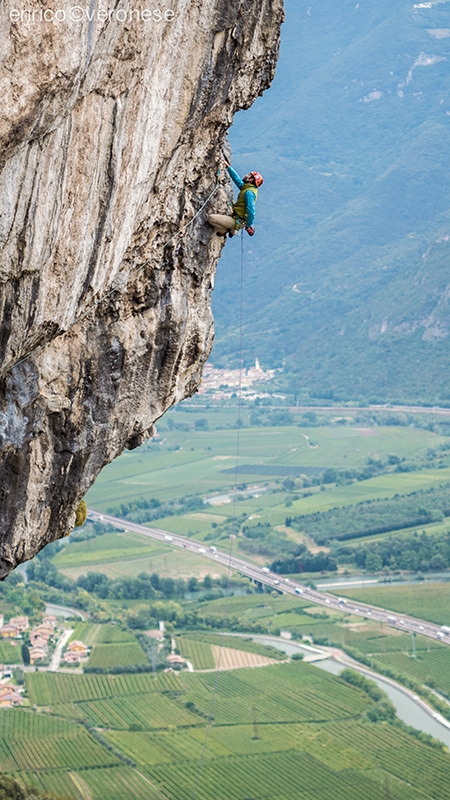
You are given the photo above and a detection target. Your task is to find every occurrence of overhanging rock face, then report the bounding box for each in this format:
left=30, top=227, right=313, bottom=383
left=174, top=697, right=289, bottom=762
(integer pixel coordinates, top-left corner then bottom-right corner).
left=0, top=0, right=284, bottom=576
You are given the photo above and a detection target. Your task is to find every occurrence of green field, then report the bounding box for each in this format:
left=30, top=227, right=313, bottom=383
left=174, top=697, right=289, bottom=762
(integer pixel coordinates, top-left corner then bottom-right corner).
left=0, top=640, right=21, bottom=663
left=175, top=637, right=215, bottom=669
left=183, top=591, right=450, bottom=698
left=53, top=532, right=166, bottom=568
left=67, top=424, right=450, bottom=583
left=55, top=528, right=228, bottom=581
left=6, top=658, right=448, bottom=800
left=26, top=672, right=167, bottom=706
left=87, top=641, right=149, bottom=669
left=373, top=649, right=450, bottom=696
left=0, top=710, right=119, bottom=772
left=87, top=425, right=447, bottom=509
left=338, top=583, right=450, bottom=627
left=70, top=622, right=138, bottom=645
left=87, top=464, right=450, bottom=553
left=178, top=632, right=287, bottom=660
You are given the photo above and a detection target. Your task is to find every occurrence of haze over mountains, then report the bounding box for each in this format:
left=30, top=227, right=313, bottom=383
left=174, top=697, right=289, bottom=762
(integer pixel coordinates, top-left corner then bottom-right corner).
left=212, top=0, right=450, bottom=404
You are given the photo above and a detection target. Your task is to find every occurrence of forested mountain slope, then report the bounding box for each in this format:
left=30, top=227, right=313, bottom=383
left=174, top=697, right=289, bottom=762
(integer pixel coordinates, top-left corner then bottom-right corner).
left=213, top=0, right=450, bottom=403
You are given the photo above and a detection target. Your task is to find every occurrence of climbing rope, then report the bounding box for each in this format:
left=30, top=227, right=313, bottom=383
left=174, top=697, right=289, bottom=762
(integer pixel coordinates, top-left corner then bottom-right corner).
left=5, top=176, right=222, bottom=375
left=190, top=231, right=245, bottom=800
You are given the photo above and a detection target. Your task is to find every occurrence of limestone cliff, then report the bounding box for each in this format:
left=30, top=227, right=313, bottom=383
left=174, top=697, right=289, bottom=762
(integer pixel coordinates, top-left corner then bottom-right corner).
left=0, top=0, right=284, bottom=576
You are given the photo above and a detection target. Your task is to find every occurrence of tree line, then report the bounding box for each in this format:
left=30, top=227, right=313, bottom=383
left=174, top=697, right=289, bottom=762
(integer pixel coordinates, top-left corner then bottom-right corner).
left=333, top=529, right=450, bottom=573
left=287, top=484, right=450, bottom=545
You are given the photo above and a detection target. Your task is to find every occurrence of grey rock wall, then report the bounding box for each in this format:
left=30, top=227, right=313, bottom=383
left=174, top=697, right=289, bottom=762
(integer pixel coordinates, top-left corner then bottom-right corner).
left=0, top=0, right=284, bottom=576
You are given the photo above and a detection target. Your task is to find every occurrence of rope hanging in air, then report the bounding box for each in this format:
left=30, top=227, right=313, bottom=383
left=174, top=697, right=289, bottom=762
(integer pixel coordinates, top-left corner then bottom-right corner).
left=190, top=231, right=245, bottom=800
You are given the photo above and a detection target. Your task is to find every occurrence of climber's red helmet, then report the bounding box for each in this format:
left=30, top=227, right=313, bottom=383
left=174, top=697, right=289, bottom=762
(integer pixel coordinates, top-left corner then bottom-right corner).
left=244, top=172, right=264, bottom=187
left=250, top=171, right=264, bottom=187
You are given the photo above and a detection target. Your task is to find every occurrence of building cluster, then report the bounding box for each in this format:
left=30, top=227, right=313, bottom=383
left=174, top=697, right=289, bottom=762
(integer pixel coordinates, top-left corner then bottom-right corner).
left=28, top=615, right=57, bottom=664
left=165, top=653, right=188, bottom=670
left=0, top=615, right=29, bottom=641
left=0, top=613, right=60, bottom=665
left=63, top=640, right=89, bottom=664
left=197, top=360, right=276, bottom=398
left=0, top=684, right=23, bottom=708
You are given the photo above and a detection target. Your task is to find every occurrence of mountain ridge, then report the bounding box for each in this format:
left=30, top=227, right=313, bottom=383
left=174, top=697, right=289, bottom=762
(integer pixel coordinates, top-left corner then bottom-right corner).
left=212, top=0, right=450, bottom=403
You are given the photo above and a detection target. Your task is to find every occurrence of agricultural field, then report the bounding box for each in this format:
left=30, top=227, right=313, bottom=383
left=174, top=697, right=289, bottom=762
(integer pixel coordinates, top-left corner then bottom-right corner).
left=175, top=636, right=216, bottom=669
left=61, top=422, right=450, bottom=586
left=177, top=632, right=286, bottom=661
left=86, top=423, right=448, bottom=511
left=0, top=710, right=119, bottom=772
left=3, top=653, right=448, bottom=799
left=185, top=591, right=450, bottom=698
left=373, top=648, right=450, bottom=696
left=70, top=622, right=138, bottom=645
left=26, top=671, right=173, bottom=706
left=53, top=532, right=167, bottom=569
left=58, top=545, right=227, bottom=582
left=338, top=583, right=450, bottom=627
left=77, top=692, right=201, bottom=730
left=175, top=634, right=281, bottom=670
left=87, top=641, right=149, bottom=669
left=0, top=640, right=22, bottom=663
left=190, top=592, right=310, bottom=620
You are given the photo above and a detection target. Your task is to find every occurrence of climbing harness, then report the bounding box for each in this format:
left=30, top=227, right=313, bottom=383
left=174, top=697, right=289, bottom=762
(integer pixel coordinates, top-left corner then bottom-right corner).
left=4, top=174, right=222, bottom=376
left=190, top=232, right=245, bottom=800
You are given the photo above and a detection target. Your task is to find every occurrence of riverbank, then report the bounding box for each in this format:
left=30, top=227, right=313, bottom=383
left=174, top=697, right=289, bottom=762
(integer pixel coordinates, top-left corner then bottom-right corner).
left=236, top=633, right=450, bottom=749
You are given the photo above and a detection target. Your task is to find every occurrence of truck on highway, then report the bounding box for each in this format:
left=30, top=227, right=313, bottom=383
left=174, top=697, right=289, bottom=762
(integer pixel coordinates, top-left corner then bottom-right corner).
left=440, top=625, right=450, bottom=634
left=295, top=587, right=303, bottom=595
left=387, top=615, right=397, bottom=622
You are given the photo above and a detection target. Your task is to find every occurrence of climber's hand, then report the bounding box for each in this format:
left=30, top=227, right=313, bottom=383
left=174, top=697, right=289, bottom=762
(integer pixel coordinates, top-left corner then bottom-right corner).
left=245, top=226, right=255, bottom=237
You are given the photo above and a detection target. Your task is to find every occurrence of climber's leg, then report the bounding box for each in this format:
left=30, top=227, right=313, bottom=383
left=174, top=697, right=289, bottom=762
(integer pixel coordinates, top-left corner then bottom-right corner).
left=208, top=213, right=237, bottom=236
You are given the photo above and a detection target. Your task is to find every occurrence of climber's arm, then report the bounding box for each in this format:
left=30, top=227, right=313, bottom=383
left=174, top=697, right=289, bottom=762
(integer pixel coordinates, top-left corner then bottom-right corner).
left=227, top=165, right=244, bottom=190
left=244, top=190, right=256, bottom=226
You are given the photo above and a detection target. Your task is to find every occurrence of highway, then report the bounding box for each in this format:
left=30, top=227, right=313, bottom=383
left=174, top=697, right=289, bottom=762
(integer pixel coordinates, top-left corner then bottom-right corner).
left=88, top=509, right=450, bottom=646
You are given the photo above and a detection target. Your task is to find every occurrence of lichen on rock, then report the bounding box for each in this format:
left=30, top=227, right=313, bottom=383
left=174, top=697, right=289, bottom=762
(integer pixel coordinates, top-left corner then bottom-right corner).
left=0, top=0, right=284, bottom=576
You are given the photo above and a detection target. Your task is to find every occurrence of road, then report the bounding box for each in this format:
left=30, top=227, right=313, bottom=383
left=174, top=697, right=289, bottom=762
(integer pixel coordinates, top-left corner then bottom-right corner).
left=48, top=628, right=74, bottom=672
left=88, top=509, right=450, bottom=646
left=287, top=404, right=450, bottom=417
left=186, top=402, right=450, bottom=417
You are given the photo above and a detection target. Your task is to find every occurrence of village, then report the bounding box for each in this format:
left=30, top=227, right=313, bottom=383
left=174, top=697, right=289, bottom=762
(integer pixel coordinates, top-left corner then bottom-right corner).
left=0, top=613, right=90, bottom=707
left=196, top=360, right=278, bottom=400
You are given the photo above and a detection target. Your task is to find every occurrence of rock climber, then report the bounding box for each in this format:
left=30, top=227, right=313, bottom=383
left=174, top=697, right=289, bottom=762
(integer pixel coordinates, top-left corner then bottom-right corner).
left=208, top=160, right=263, bottom=238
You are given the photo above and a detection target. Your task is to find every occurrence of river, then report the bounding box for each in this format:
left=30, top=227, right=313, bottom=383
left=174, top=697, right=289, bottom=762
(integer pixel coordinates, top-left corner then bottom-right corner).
left=235, top=633, right=450, bottom=749
left=44, top=603, right=86, bottom=620
left=316, top=571, right=450, bottom=590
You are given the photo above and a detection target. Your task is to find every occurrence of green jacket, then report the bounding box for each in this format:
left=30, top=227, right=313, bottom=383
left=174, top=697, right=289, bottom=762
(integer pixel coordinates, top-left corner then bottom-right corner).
left=228, top=165, right=259, bottom=224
